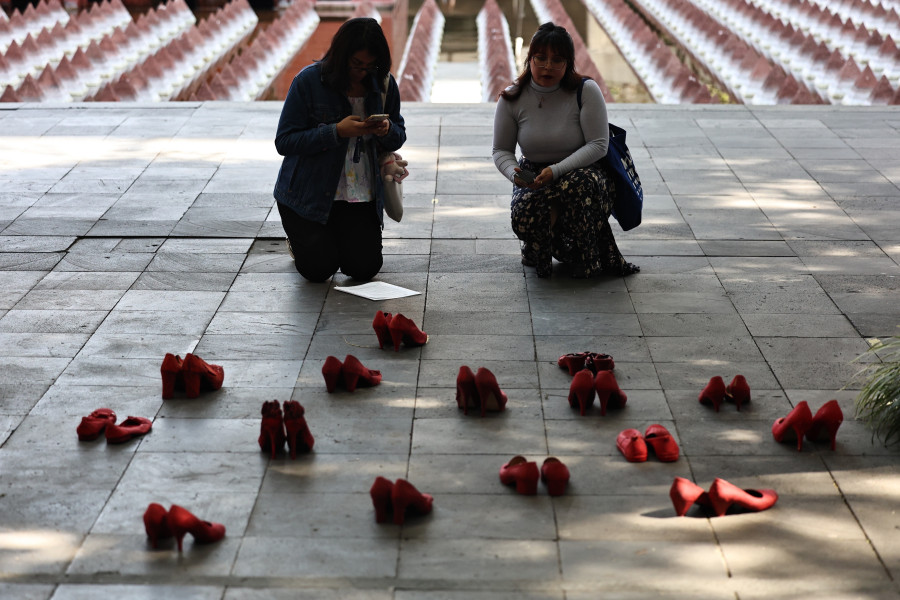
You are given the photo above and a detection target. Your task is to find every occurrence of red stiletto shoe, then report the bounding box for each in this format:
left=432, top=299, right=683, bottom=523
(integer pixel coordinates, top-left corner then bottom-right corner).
left=105, top=416, right=152, bottom=444
left=372, top=310, right=393, bottom=350
left=322, top=356, right=343, bottom=393
left=499, top=456, right=539, bottom=495
left=143, top=502, right=172, bottom=549
left=160, top=353, right=184, bottom=399
left=616, top=428, right=648, bottom=462
left=670, top=477, right=711, bottom=516
left=387, top=313, right=428, bottom=352
left=699, top=376, right=727, bottom=412
left=474, top=367, right=508, bottom=416
left=283, top=400, right=314, bottom=458
left=594, top=370, right=626, bottom=416
left=182, top=353, right=224, bottom=399
left=370, top=476, right=394, bottom=524
left=772, top=401, right=813, bottom=451
left=644, top=424, right=679, bottom=462
left=167, top=504, right=226, bottom=552
left=540, top=457, right=570, bottom=496
left=557, top=352, right=615, bottom=375
left=258, top=400, right=285, bottom=458
left=76, top=408, right=117, bottom=441
left=726, top=375, right=751, bottom=411
left=341, top=354, right=382, bottom=392
left=707, top=478, right=778, bottom=517
left=391, top=478, right=433, bottom=525
left=805, top=399, right=843, bottom=450
left=456, top=365, right=478, bottom=415
left=567, top=369, right=595, bottom=416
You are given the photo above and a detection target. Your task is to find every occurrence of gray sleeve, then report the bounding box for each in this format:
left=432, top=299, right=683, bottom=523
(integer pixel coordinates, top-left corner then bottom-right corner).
left=492, top=97, right=520, bottom=183
left=550, top=80, right=609, bottom=179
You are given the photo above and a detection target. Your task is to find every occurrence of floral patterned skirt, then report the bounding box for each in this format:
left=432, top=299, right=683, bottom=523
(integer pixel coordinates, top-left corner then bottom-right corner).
left=510, top=158, right=626, bottom=278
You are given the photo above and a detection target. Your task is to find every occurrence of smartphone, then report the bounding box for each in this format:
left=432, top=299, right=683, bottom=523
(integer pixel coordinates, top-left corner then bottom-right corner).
left=516, top=169, right=536, bottom=184
left=365, top=114, right=389, bottom=123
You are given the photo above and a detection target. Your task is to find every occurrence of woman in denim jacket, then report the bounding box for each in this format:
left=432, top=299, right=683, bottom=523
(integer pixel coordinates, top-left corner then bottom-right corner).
left=274, top=18, right=406, bottom=282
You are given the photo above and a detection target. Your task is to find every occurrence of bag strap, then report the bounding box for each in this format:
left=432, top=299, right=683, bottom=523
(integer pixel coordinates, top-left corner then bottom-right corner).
left=576, top=77, right=587, bottom=109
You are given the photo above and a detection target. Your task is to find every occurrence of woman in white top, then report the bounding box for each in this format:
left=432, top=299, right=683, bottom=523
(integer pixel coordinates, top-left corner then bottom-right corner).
left=492, top=22, right=639, bottom=278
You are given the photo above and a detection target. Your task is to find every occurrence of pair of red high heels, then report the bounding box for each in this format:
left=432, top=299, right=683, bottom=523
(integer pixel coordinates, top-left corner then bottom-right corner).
left=616, top=425, right=679, bottom=462
left=557, top=351, right=615, bottom=375
left=77, top=408, right=152, bottom=444
left=500, top=456, right=570, bottom=496
left=455, top=366, right=508, bottom=416
left=369, top=477, right=434, bottom=525
left=372, top=311, right=428, bottom=352
left=670, top=476, right=778, bottom=517
left=772, top=399, right=843, bottom=451
left=143, top=503, right=226, bottom=552
left=321, top=355, right=382, bottom=393
left=567, top=369, right=627, bottom=416
left=160, top=353, right=224, bottom=399
left=258, top=400, right=315, bottom=459
left=699, top=375, right=750, bottom=411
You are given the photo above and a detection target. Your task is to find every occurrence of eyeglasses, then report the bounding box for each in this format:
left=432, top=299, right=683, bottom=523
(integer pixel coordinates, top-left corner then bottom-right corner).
left=531, top=54, right=567, bottom=71
left=350, top=57, right=378, bottom=73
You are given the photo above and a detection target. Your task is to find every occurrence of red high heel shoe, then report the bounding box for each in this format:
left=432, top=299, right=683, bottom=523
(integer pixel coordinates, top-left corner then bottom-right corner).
left=372, top=310, right=393, bottom=350
left=557, top=352, right=615, bottom=375
left=726, top=375, right=751, bottom=411
left=160, top=353, right=184, bottom=399
left=258, top=400, right=285, bottom=458
left=616, top=428, right=648, bottom=462
left=567, top=369, right=595, bottom=416
left=707, top=478, right=778, bottom=517
left=391, top=478, right=433, bottom=525
left=670, top=477, right=711, bottom=516
left=499, top=456, right=539, bottom=495
left=167, top=504, right=226, bottom=552
left=341, top=354, right=382, bottom=392
left=456, top=366, right=478, bottom=415
left=76, top=408, right=117, bottom=441
left=643, top=424, right=679, bottom=462
left=370, top=476, right=394, bottom=524
left=772, top=401, right=813, bottom=451
left=387, top=313, right=428, bottom=352
left=105, top=416, right=152, bottom=444
left=182, top=353, right=224, bottom=399
left=474, top=367, right=507, bottom=416
left=322, top=356, right=343, bottom=393
left=594, top=370, right=626, bottom=416
left=699, top=376, right=727, bottom=412
left=143, top=502, right=173, bottom=549
left=283, top=400, right=314, bottom=458
left=540, top=457, right=570, bottom=496
left=805, top=399, right=843, bottom=450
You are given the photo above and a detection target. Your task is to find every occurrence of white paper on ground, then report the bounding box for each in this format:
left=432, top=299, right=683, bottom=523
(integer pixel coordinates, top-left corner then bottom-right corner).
left=333, top=281, right=421, bottom=301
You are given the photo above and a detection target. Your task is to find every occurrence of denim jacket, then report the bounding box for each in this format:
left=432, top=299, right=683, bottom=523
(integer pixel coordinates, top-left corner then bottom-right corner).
left=273, top=62, right=406, bottom=225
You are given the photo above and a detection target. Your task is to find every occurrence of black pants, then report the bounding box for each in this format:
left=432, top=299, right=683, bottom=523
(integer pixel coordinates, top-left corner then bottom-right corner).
left=278, top=201, right=383, bottom=283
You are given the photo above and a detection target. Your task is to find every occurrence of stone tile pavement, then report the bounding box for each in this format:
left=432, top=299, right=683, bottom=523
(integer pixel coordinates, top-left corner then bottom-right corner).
left=1, top=101, right=900, bottom=598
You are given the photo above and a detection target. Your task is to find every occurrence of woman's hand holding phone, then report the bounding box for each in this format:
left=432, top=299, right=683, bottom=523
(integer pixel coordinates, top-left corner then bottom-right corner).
left=337, top=115, right=391, bottom=138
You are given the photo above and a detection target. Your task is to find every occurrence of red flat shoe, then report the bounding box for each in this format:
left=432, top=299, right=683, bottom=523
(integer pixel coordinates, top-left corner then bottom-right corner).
left=726, top=375, right=751, bottom=411
left=474, top=367, right=507, bottom=416
left=670, top=477, right=711, bottom=516
left=699, top=376, right=727, bottom=412
left=772, top=401, right=813, bottom=451
left=370, top=476, right=394, bottom=524
left=322, top=356, right=343, bottom=393
left=105, top=416, right=152, bottom=444
left=805, top=399, right=843, bottom=450
left=182, top=353, right=224, bottom=399
left=143, top=502, right=172, bottom=549
left=643, top=424, right=679, bottom=462
left=258, top=400, right=285, bottom=458
left=616, top=429, right=648, bottom=462
left=168, top=504, right=225, bottom=552
left=594, top=370, right=626, bottom=416
left=567, top=369, right=595, bottom=416
left=387, top=313, right=428, bottom=352
left=341, top=354, right=381, bottom=392
left=160, top=353, right=184, bottom=399
left=456, top=365, right=478, bottom=415
left=391, top=478, right=433, bottom=525
left=540, top=457, right=570, bottom=496
left=708, top=478, right=778, bottom=517
left=372, top=310, right=393, bottom=350
left=499, top=456, right=539, bottom=495
left=557, top=352, right=615, bottom=375
left=283, top=400, right=314, bottom=458
left=76, top=408, right=117, bottom=441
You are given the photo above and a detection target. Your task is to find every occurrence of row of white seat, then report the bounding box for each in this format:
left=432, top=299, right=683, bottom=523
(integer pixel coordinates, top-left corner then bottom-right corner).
left=396, top=0, right=444, bottom=102
left=476, top=0, right=517, bottom=102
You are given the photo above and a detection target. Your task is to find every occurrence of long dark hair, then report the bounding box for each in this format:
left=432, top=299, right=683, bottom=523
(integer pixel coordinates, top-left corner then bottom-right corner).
left=499, top=22, right=587, bottom=101
left=320, top=18, right=392, bottom=93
